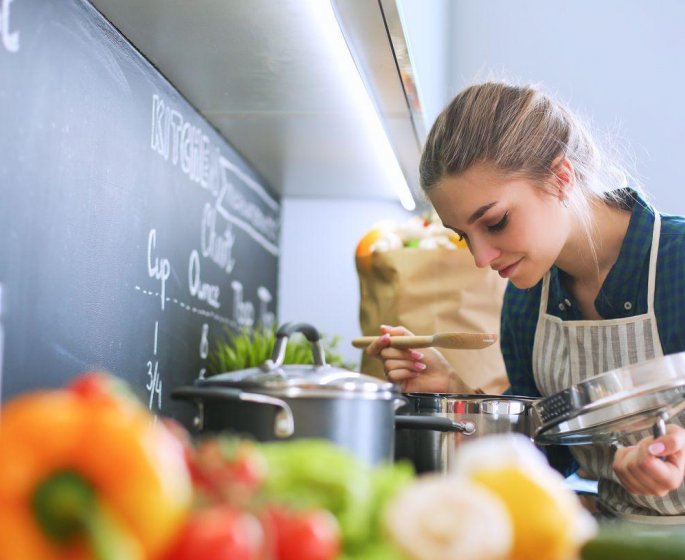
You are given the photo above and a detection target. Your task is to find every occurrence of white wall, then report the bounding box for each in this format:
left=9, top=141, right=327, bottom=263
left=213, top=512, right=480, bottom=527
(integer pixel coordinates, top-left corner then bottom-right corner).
left=449, top=0, right=685, bottom=214
left=278, top=198, right=413, bottom=367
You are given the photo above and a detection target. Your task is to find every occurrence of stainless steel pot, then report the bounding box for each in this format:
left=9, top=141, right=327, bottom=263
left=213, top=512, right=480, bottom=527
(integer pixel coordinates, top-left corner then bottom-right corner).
left=172, top=322, right=474, bottom=466
left=395, top=393, right=537, bottom=473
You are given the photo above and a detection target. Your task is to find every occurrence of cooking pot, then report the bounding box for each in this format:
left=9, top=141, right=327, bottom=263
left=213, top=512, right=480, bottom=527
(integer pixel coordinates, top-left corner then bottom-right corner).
left=172, top=322, right=474, bottom=465
left=395, top=393, right=537, bottom=473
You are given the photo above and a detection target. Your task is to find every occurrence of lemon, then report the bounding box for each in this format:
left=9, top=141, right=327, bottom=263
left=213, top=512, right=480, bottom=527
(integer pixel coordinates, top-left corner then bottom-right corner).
left=453, top=434, right=596, bottom=560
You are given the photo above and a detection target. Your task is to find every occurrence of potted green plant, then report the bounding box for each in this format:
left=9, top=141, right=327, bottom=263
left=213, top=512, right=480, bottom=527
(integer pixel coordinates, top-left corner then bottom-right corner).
left=208, top=326, right=357, bottom=375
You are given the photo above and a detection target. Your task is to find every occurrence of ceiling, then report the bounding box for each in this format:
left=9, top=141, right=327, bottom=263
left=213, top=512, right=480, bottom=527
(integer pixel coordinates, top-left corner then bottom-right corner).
left=89, top=0, right=424, bottom=203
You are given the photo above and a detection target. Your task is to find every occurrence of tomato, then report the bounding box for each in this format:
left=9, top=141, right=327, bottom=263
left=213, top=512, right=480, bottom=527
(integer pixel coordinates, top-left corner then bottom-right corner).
left=67, top=371, right=138, bottom=408
left=192, top=437, right=267, bottom=505
left=268, top=507, right=341, bottom=560
left=166, top=505, right=264, bottom=560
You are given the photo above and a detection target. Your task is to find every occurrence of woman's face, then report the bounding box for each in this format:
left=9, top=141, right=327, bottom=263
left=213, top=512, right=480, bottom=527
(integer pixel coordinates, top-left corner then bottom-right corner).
left=428, top=163, right=570, bottom=289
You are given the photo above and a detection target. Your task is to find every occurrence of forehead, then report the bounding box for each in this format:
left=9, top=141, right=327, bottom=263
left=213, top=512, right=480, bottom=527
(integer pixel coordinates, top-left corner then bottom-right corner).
left=428, top=163, right=535, bottom=225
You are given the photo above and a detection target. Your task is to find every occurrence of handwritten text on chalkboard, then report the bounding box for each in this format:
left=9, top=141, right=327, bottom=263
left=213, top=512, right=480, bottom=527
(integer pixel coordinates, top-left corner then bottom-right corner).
left=0, top=0, right=20, bottom=53
left=150, top=94, right=279, bottom=256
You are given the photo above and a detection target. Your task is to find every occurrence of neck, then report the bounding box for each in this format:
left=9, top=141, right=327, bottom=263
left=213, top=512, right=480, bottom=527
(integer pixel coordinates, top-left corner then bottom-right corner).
left=555, top=200, right=631, bottom=289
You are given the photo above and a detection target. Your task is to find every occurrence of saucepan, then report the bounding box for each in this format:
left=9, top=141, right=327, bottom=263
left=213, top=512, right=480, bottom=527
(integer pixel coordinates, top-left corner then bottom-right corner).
left=394, top=392, right=537, bottom=473
left=172, top=322, right=476, bottom=466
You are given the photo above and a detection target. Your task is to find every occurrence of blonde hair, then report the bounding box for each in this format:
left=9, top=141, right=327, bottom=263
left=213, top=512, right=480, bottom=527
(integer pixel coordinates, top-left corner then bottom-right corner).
left=420, top=82, right=637, bottom=271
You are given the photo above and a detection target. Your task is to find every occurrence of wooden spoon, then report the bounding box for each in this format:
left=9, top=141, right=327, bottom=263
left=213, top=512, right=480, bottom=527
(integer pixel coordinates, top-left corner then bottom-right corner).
left=351, top=332, right=498, bottom=350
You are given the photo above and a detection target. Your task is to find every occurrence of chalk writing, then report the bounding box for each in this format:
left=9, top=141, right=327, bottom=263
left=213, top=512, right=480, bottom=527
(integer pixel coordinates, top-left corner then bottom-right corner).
left=188, top=250, right=221, bottom=309
left=257, top=286, right=274, bottom=330
left=197, top=322, right=209, bottom=380
left=150, top=94, right=220, bottom=192
left=231, top=280, right=254, bottom=327
left=149, top=93, right=280, bottom=256
left=0, top=0, right=19, bottom=53
left=199, top=323, right=209, bottom=360
left=216, top=174, right=279, bottom=256
left=201, top=202, right=236, bottom=274
left=146, top=321, right=162, bottom=412
left=147, top=229, right=170, bottom=311
left=135, top=286, right=239, bottom=328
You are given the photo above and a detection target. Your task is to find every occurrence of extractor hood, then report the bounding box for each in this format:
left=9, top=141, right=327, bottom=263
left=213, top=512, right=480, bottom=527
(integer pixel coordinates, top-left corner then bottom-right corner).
left=88, top=0, right=427, bottom=206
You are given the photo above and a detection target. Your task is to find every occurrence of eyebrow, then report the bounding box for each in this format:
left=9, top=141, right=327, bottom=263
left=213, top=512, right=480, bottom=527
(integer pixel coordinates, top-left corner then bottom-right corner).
left=466, top=202, right=498, bottom=225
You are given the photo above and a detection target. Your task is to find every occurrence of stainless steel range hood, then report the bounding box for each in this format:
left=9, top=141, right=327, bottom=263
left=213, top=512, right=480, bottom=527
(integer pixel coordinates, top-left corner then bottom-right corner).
left=89, top=0, right=427, bottom=206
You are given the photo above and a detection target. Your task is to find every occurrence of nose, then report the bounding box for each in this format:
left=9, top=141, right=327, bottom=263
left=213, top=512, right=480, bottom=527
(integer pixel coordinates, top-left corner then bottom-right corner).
left=469, top=237, right=501, bottom=269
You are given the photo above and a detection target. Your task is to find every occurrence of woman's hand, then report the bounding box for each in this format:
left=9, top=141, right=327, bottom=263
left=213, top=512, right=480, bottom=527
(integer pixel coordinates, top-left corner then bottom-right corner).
left=364, top=325, right=469, bottom=393
left=612, top=424, right=685, bottom=497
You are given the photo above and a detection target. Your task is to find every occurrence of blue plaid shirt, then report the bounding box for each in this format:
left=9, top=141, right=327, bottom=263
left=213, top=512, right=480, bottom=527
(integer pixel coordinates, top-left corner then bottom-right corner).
left=502, top=189, right=685, bottom=397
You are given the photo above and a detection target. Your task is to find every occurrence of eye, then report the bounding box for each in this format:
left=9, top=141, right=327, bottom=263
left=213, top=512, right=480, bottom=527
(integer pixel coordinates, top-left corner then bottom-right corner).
left=487, top=212, right=509, bottom=233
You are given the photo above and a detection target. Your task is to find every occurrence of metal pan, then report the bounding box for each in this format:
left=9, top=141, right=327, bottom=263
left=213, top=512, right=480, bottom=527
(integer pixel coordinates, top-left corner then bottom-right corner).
left=395, top=393, right=536, bottom=473
left=534, top=352, right=685, bottom=445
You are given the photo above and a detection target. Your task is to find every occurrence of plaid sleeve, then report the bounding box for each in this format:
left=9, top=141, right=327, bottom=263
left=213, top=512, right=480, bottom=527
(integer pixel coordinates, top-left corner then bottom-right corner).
left=655, top=215, right=685, bottom=355
left=500, top=280, right=542, bottom=398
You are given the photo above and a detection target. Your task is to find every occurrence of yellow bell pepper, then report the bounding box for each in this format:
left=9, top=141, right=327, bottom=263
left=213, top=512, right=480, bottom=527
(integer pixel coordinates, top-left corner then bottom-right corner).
left=0, top=373, right=192, bottom=560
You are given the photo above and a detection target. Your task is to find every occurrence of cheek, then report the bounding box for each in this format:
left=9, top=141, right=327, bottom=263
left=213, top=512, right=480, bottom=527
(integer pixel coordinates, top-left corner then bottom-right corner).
left=508, top=212, right=563, bottom=260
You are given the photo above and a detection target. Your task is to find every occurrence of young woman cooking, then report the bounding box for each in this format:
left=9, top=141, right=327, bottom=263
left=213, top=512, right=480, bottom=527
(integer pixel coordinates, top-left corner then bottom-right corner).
left=366, top=82, right=685, bottom=521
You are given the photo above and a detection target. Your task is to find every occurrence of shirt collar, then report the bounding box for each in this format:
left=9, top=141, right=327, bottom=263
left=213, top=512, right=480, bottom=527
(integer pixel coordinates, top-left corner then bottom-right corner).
left=599, top=189, right=655, bottom=317
left=549, top=189, right=655, bottom=319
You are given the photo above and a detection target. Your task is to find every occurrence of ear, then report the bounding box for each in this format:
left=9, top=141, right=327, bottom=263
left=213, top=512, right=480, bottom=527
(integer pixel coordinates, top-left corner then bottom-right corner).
left=549, top=156, right=575, bottom=202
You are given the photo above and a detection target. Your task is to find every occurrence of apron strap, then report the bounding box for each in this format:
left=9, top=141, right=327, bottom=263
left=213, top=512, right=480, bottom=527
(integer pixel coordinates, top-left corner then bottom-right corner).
left=538, top=271, right=551, bottom=316
left=646, top=211, right=661, bottom=314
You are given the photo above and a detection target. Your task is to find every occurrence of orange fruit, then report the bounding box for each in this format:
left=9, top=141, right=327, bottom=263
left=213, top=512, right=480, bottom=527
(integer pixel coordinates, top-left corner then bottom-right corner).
left=355, top=228, right=382, bottom=258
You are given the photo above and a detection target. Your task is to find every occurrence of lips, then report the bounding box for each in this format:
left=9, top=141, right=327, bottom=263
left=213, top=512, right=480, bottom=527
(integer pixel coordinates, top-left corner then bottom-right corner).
left=495, top=258, right=522, bottom=279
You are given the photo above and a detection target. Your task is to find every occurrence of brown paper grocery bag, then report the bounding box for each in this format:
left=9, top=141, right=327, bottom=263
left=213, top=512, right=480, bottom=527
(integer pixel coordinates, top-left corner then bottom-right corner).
left=356, top=247, right=509, bottom=394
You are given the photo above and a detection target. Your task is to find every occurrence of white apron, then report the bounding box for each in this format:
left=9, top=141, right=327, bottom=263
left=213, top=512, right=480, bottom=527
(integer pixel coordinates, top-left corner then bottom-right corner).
left=532, top=211, right=685, bottom=521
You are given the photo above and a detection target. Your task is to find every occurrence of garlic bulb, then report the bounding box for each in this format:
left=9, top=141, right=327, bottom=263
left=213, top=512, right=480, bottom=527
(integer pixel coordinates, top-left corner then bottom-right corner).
left=384, top=474, right=513, bottom=560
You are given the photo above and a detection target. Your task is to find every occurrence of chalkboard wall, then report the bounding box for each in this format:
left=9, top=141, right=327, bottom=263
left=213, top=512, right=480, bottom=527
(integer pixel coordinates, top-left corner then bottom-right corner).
left=0, top=0, right=280, bottom=425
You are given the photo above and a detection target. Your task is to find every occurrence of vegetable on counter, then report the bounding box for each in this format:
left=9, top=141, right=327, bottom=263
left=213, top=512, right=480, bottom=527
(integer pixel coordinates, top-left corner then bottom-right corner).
left=581, top=525, right=685, bottom=560
left=257, top=439, right=414, bottom=560
left=384, top=475, right=513, bottom=560
left=165, top=505, right=265, bottom=560
left=9, top=374, right=683, bottom=560
left=0, top=372, right=193, bottom=560
left=265, top=505, right=341, bottom=560
left=450, top=434, right=597, bottom=560
left=189, top=436, right=267, bottom=507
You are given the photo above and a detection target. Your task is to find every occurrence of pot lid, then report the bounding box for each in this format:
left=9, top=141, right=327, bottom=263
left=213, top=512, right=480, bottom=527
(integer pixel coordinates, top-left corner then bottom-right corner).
left=533, top=352, right=685, bottom=445
left=199, top=322, right=397, bottom=398
left=199, top=363, right=396, bottom=397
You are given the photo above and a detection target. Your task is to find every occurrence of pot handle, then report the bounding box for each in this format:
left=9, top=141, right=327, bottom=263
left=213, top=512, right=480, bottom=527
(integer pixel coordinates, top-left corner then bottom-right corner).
left=395, top=414, right=476, bottom=434
left=171, top=386, right=295, bottom=438
left=264, top=322, right=326, bottom=369
left=393, top=396, right=409, bottom=412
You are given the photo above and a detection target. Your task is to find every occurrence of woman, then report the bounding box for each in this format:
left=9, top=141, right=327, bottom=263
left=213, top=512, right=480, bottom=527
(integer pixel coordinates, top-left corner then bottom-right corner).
left=367, top=82, right=685, bottom=521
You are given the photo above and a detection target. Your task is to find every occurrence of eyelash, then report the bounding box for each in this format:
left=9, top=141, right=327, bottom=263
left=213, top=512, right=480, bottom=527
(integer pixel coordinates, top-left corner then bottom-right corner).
left=487, top=212, right=509, bottom=233
left=453, top=212, right=509, bottom=241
